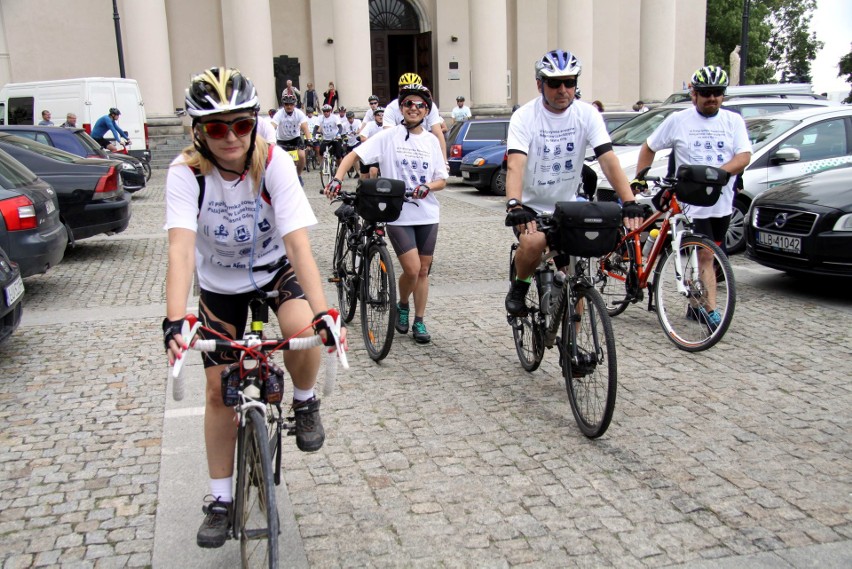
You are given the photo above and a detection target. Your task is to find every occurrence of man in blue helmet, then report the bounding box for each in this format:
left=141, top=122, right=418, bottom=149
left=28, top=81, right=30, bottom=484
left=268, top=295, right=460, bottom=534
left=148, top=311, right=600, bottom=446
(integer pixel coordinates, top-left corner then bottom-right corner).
left=504, top=49, right=644, bottom=316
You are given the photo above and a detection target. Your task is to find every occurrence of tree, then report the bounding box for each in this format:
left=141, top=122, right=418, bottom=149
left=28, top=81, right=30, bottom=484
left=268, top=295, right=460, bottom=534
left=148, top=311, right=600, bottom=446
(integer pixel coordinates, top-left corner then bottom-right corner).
left=705, top=0, right=820, bottom=85
left=839, top=45, right=852, bottom=104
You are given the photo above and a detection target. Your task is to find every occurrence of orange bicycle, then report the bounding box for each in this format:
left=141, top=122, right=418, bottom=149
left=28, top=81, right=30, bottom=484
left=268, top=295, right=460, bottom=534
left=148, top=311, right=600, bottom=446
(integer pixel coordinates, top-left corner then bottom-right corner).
left=594, top=165, right=736, bottom=352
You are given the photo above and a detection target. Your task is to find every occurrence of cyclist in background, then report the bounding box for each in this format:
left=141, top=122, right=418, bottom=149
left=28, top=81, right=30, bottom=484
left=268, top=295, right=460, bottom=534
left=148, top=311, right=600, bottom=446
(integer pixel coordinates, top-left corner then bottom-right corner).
left=358, top=106, right=384, bottom=179
left=306, top=107, right=321, bottom=159
left=504, top=49, right=644, bottom=316
left=383, top=73, right=448, bottom=167
left=451, top=95, right=472, bottom=123
left=162, top=67, right=343, bottom=549
left=357, top=94, right=381, bottom=135
left=272, top=93, right=311, bottom=181
left=326, top=85, right=448, bottom=344
left=92, top=108, right=130, bottom=152
left=634, top=65, right=751, bottom=329
left=314, top=104, right=342, bottom=164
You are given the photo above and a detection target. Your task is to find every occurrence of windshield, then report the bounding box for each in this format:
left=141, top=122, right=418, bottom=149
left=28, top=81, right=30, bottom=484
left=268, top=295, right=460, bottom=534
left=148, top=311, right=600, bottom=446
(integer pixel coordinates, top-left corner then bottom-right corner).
left=0, top=134, right=82, bottom=163
left=609, top=107, right=680, bottom=146
left=746, top=117, right=799, bottom=152
left=0, top=147, right=38, bottom=188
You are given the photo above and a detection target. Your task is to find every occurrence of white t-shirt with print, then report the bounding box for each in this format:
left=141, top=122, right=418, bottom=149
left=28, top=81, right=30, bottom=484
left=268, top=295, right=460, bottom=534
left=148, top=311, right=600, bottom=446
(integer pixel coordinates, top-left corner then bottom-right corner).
left=317, top=114, right=342, bottom=139
left=341, top=118, right=362, bottom=146
left=360, top=121, right=383, bottom=141
left=272, top=108, right=308, bottom=141
left=647, top=107, right=751, bottom=219
left=164, top=146, right=317, bottom=294
left=355, top=125, right=449, bottom=225
left=383, top=99, right=441, bottom=130
left=507, top=98, right=611, bottom=214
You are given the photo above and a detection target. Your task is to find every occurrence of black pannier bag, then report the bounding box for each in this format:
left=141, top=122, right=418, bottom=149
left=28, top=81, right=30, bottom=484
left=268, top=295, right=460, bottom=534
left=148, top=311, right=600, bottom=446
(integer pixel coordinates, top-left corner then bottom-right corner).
left=356, top=178, right=406, bottom=222
left=674, top=164, right=730, bottom=206
left=548, top=201, right=622, bottom=257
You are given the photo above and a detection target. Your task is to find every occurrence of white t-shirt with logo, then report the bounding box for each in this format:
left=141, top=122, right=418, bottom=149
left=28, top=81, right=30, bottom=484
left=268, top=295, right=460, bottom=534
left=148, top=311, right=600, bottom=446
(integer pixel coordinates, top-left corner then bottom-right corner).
left=507, top=98, right=611, bottom=214
left=164, top=146, right=317, bottom=294
left=383, top=99, right=441, bottom=130
left=341, top=118, right=362, bottom=146
left=355, top=125, right=448, bottom=225
left=647, top=107, right=751, bottom=219
left=272, top=108, right=308, bottom=141
left=317, top=114, right=342, bottom=139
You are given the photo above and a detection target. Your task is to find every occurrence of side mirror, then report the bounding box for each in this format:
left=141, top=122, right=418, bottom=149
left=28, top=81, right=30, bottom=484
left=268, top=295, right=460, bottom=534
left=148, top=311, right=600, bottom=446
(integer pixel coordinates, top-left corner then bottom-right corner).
left=770, top=147, right=800, bottom=164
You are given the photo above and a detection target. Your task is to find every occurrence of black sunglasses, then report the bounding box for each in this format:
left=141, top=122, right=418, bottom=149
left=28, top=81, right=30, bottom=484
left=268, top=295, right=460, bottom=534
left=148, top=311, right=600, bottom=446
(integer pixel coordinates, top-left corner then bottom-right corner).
left=696, top=88, right=726, bottom=98
left=199, top=117, right=256, bottom=139
left=543, top=77, right=578, bottom=89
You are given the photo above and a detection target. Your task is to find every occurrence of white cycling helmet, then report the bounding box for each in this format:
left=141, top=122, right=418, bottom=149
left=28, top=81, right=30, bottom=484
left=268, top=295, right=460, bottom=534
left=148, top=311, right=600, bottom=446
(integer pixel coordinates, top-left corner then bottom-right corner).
left=535, top=50, right=582, bottom=79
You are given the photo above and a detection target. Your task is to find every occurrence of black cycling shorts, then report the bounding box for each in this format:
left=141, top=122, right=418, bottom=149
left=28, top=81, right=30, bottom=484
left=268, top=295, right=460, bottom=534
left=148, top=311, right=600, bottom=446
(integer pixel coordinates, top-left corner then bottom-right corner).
left=360, top=161, right=378, bottom=174
left=386, top=223, right=439, bottom=257
left=277, top=137, right=305, bottom=150
left=197, top=259, right=305, bottom=368
left=94, top=137, right=110, bottom=148
left=691, top=216, right=730, bottom=248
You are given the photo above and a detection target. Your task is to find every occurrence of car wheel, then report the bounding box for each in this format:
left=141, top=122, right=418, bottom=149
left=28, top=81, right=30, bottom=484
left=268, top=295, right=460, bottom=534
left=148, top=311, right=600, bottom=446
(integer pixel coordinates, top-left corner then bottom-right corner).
left=491, top=168, right=506, bottom=196
left=725, top=199, right=748, bottom=254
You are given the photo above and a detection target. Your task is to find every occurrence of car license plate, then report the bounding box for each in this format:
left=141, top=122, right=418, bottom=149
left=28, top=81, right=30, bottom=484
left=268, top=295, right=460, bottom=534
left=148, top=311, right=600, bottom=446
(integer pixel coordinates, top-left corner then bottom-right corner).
left=462, top=170, right=470, bottom=179
left=756, top=231, right=801, bottom=254
left=4, top=274, right=24, bottom=306
left=45, top=200, right=55, bottom=214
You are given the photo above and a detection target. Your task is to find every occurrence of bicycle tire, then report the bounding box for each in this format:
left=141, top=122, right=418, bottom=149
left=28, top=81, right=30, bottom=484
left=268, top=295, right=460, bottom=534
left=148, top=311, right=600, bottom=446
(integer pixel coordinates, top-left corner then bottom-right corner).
left=235, top=407, right=279, bottom=569
left=596, top=240, right=633, bottom=317
left=561, top=286, right=617, bottom=439
left=332, top=221, right=358, bottom=322
left=319, top=155, right=329, bottom=189
left=653, top=235, right=735, bottom=352
left=360, top=243, right=396, bottom=361
left=142, top=160, right=152, bottom=182
left=508, top=246, right=544, bottom=371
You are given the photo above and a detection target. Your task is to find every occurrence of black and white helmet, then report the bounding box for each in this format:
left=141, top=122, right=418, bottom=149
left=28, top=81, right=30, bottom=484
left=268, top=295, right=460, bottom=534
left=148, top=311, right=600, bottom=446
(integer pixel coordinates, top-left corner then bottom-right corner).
left=185, top=67, right=259, bottom=119
left=281, top=93, right=298, bottom=105
left=691, top=66, right=730, bottom=90
left=368, top=94, right=379, bottom=103
left=398, top=84, right=433, bottom=112
left=321, top=104, right=333, bottom=112
left=535, top=50, right=582, bottom=80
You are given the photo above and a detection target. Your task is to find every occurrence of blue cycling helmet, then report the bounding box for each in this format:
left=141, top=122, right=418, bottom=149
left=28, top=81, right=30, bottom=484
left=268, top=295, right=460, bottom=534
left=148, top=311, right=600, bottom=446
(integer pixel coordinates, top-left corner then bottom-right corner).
left=535, top=50, right=582, bottom=79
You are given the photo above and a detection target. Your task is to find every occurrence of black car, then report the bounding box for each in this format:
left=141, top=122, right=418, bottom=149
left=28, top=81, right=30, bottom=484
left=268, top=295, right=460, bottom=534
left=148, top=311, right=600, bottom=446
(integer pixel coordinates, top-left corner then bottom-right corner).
left=0, top=133, right=131, bottom=242
left=0, top=125, right=147, bottom=192
left=0, top=245, right=24, bottom=343
left=746, top=163, right=852, bottom=278
left=0, top=147, right=66, bottom=276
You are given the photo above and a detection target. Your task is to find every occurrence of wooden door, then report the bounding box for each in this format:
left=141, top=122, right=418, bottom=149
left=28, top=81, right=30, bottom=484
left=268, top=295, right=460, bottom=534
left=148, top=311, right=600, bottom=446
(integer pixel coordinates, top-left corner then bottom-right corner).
left=370, top=32, right=391, bottom=104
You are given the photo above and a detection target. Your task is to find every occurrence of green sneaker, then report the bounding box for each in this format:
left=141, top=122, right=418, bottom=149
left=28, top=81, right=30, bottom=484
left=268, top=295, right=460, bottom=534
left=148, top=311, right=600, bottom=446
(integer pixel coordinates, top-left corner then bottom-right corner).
left=395, top=303, right=410, bottom=334
left=412, top=321, right=431, bottom=344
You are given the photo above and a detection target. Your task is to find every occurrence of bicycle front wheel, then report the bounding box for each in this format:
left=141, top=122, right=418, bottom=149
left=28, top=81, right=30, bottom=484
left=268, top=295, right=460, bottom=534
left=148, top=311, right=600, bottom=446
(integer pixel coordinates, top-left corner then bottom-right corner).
left=508, top=246, right=544, bottom=371
left=561, top=286, right=617, bottom=439
left=142, top=160, right=152, bottom=182
left=596, top=239, right=633, bottom=317
left=319, top=156, right=329, bottom=189
left=235, top=407, right=279, bottom=569
left=332, top=221, right=358, bottom=322
left=360, top=243, right=396, bottom=361
left=653, top=235, right=735, bottom=352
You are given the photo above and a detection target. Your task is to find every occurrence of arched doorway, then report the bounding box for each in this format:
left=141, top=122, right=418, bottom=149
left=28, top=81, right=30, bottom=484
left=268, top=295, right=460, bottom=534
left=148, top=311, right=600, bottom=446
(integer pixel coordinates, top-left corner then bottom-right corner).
left=368, top=0, right=433, bottom=105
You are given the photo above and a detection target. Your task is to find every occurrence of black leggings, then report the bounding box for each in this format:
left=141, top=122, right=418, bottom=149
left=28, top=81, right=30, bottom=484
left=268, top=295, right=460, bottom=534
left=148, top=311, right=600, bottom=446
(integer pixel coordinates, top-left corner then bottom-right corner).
left=386, top=223, right=439, bottom=257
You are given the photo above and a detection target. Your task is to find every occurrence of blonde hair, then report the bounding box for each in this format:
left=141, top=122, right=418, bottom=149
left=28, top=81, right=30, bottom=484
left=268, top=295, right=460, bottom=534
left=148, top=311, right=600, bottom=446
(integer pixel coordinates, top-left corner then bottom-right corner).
left=177, top=127, right=269, bottom=190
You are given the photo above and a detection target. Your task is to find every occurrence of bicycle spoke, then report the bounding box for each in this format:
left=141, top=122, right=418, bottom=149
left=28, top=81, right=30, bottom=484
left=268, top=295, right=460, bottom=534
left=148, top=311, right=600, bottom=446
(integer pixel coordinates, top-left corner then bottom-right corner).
left=596, top=242, right=633, bottom=317
left=360, top=244, right=396, bottom=361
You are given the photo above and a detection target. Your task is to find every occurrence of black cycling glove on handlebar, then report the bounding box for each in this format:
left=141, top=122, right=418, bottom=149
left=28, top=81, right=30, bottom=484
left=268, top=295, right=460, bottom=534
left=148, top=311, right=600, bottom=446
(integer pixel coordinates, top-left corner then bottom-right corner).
left=162, top=317, right=184, bottom=352
left=325, top=178, right=342, bottom=196
left=629, top=178, right=648, bottom=194
left=621, top=200, right=645, bottom=220
left=651, top=188, right=673, bottom=212
left=505, top=206, right=536, bottom=227
left=313, top=310, right=345, bottom=347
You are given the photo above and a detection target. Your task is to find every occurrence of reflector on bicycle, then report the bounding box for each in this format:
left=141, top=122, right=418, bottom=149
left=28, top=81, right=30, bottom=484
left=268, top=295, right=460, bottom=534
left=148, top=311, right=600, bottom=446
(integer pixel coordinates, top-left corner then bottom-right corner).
left=355, top=178, right=406, bottom=223
left=673, top=165, right=730, bottom=206
left=548, top=201, right=622, bottom=257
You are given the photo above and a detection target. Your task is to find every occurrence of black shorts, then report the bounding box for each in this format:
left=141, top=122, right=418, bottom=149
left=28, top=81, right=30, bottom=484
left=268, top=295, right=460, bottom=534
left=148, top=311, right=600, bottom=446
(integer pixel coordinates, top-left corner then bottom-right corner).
left=197, top=259, right=305, bottom=368
left=691, top=216, right=729, bottom=248
left=359, top=161, right=378, bottom=174
left=94, top=137, right=110, bottom=148
left=277, top=137, right=304, bottom=150
left=386, top=224, right=439, bottom=257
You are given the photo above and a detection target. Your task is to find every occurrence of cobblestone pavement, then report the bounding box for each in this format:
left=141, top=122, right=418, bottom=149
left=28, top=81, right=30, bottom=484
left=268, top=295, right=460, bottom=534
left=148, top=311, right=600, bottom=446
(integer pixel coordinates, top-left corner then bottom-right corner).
left=0, top=168, right=849, bottom=568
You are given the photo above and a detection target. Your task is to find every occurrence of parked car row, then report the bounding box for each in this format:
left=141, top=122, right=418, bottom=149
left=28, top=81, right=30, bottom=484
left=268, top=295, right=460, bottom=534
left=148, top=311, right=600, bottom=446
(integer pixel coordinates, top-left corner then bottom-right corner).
left=0, top=127, right=139, bottom=342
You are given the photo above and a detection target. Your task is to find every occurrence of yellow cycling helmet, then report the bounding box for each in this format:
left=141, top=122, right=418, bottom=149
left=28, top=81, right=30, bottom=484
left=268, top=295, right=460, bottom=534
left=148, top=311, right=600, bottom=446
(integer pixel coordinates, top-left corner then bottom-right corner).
left=398, top=72, right=423, bottom=88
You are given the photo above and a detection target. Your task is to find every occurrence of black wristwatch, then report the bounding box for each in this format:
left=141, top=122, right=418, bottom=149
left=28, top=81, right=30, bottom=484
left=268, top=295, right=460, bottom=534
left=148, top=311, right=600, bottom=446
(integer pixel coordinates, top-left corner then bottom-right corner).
left=506, top=198, right=521, bottom=212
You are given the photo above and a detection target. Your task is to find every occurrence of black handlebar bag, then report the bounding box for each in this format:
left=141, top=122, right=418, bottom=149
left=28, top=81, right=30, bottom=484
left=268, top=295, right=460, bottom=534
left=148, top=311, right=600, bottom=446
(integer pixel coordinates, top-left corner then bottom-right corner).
left=548, top=201, right=622, bottom=257
left=674, top=164, right=730, bottom=206
left=355, top=178, right=406, bottom=222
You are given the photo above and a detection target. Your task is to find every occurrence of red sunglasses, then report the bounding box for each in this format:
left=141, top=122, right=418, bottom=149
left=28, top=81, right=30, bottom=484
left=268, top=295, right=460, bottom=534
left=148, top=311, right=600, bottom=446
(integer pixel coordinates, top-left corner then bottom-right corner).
left=199, top=117, right=256, bottom=139
left=402, top=100, right=427, bottom=110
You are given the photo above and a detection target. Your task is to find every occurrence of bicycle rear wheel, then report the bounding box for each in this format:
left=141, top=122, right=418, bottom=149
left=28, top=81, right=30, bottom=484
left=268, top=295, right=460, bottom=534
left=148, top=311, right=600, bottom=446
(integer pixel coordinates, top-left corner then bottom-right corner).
left=653, top=235, right=735, bottom=352
left=141, top=160, right=152, bottom=182
left=595, top=239, right=633, bottom=317
left=508, top=246, right=544, bottom=371
left=360, top=243, right=396, bottom=361
left=561, top=286, right=617, bottom=439
left=235, top=407, right=279, bottom=569
left=332, top=221, right=358, bottom=322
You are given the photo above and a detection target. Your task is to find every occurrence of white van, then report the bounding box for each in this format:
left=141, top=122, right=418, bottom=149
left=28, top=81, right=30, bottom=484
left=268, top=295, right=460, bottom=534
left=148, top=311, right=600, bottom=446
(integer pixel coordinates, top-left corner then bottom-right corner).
left=0, top=77, right=148, bottom=160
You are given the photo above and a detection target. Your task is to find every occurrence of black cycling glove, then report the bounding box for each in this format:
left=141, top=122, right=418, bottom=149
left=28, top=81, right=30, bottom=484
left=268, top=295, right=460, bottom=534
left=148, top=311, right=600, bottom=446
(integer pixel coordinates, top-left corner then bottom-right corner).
left=505, top=206, right=536, bottom=227
left=652, top=188, right=673, bottom=212
left=313, top=310, right=345, bottom=347
left=325, top=178, right=342, bottom=196
left=621, top=200, right=645, bottom=220
left=629, top=178, right=648, bottom=194
left=162, top=317, right=184, bottom=352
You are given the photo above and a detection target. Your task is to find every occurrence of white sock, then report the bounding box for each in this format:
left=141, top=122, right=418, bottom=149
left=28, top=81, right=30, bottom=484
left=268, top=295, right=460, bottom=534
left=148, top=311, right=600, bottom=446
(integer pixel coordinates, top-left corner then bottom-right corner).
left=209, top=477, right=232, bottom=503
left=293, top=387, right=315, bottom=402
